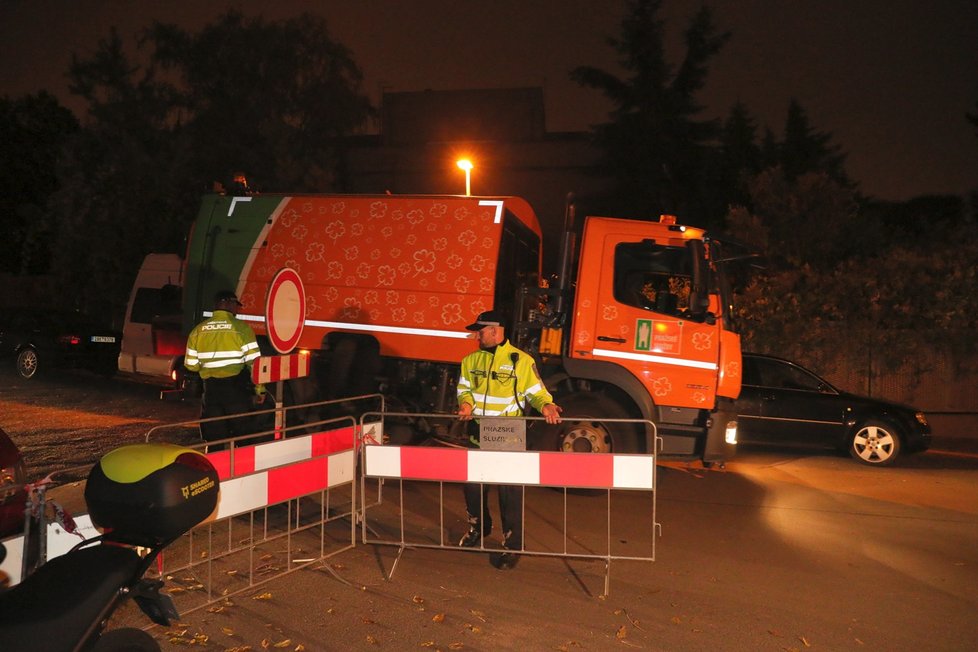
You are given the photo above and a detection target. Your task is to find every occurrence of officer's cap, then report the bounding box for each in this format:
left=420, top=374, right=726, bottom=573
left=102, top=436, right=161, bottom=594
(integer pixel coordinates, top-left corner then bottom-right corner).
left=465, top=310, right=506, bottom=331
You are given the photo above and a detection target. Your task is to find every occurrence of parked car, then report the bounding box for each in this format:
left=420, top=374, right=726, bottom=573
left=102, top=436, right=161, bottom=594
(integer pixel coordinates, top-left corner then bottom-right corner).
left=0, top=427, right=27, bottom=539
left=735, top=353, right=931, bottom=466
left=0, top=309, right=122, bottom=380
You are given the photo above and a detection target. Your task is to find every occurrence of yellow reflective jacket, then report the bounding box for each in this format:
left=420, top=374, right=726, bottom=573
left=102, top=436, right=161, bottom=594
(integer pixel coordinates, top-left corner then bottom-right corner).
left=457, top=339, right=553, bottom=419
left=184, top=310, right=263, bottom=393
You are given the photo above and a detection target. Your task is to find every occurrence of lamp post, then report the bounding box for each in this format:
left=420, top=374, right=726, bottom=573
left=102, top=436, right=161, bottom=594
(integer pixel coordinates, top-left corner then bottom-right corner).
left=456, top=158, right=473, bottom=196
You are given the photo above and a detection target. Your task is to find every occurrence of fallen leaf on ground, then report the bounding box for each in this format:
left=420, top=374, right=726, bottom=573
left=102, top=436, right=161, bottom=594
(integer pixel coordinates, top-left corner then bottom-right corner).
left=252, top=592, right=273, bottom=601
left=432, top=613, right=446, bottom=623
left=616, top=625, right=627, bottom=640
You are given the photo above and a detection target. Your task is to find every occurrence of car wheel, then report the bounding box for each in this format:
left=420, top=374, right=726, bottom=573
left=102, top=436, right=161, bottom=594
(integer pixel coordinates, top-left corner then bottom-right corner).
left=849, top=420, right=901, bottom=466
left=15, top=347, right=39, bottom=379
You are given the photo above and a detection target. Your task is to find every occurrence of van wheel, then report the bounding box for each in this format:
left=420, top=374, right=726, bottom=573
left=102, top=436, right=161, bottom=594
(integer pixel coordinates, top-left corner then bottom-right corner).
left=532, top=393, right=642, bottom=454
left=16, top=347, right=40, bottom=379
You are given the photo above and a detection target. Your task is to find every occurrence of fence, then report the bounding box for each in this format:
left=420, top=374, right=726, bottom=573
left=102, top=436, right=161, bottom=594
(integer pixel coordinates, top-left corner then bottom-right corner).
left=1, top=399, right=661, bottom=614
left=0, top=395, right=385, bottom=614
left=358, top=411, right=661, bottom=596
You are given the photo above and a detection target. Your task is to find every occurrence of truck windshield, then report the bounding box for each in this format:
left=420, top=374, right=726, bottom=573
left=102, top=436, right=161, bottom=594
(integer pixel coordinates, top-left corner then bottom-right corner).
left=612, top=241, right=692, bottom=317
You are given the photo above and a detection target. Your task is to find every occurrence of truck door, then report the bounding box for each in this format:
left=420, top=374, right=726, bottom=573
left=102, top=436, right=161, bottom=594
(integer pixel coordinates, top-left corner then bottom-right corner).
left=575, top=227, right=723, bottom=411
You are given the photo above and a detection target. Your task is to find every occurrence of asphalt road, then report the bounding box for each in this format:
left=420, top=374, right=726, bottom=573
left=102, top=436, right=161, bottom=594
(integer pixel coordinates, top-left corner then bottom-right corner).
left=123, top=451, right=975, bottom=652
left=2, top=369, right=977, bottom=651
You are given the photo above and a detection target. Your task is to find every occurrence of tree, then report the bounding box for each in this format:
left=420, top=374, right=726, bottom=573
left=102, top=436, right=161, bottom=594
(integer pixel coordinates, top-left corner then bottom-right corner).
left=570, top=0, right=730, bottom=224
left=778, top=99, right=850, bottom=187
left=48, top=11, right=373, bottom=319
left=147, top=11, right=374, bottom=191
left=0, top=92, right=78, bottom=274
left=716, top=101, right=763, bottom=208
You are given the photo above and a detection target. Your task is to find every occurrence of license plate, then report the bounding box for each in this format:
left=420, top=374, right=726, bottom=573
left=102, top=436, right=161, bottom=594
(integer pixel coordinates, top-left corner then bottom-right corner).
left=90, top=336, right=116, bottom=343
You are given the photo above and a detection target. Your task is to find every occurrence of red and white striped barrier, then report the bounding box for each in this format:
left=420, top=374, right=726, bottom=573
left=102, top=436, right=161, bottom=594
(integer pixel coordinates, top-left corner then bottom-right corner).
left=208, top=425, right=364, bottom=520
left=0, top=423, right=374, bottom=586
left=363, top=445, right=654, bottom=490
left=252, top=353, right=310, bottom=384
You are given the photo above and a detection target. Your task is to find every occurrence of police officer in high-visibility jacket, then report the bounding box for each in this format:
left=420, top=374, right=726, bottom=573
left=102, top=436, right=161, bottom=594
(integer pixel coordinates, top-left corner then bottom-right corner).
left=185, top=290, right=266, bottom=448
left=456, top=310, right=562, bottom=569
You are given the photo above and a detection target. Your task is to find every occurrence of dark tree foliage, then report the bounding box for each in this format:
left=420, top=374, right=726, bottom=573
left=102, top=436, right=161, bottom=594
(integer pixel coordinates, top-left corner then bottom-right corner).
left=47, top=11, right=373, bottom=319
left=0, top=92, right=79, bottom=274
left=778, top=99, right=850, bottom=187
left=716, top=102, right=763, bottom=208
left=146, top=11, right=374, bottom=192
left=967, top=99, right=978, bottom=134
left=570, top=0, right=730, bottom=225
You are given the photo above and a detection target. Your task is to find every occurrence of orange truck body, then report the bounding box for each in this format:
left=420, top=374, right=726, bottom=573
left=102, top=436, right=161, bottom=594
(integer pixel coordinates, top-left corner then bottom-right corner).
left=177, top=193, right=741, bottom=461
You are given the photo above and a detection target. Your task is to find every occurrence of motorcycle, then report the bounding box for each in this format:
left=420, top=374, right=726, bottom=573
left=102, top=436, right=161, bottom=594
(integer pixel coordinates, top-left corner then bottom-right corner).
left=0, top=443, right=220, bottom=652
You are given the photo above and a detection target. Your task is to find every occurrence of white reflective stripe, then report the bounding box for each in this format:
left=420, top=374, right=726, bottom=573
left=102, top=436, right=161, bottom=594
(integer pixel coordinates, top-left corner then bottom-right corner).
left=201, top=359, right=246, bottom=369
left=236, top=314, right=471, bottom=340
left=592, top=348, right=718, bottom=370
left=186, top=347, right=199, bottom=356
left=196, top=348, right=246, bottom=358
left=243, top=350, right=260, bottom=363
left=523, top=381, right=543, bottom=395
left=472, top=398, right=523, bottom=416
left=469, top=391, right=511, bottom=405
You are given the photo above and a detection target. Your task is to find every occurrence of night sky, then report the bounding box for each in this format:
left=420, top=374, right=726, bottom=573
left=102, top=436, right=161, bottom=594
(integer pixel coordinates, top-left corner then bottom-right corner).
left=1, top=0, right=975, bottom=201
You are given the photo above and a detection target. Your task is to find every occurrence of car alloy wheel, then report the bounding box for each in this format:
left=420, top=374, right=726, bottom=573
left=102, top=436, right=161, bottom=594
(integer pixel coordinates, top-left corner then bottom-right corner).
left=850, top=420, right=901, bottom=466
left=15, top=347, right=39, bottom=379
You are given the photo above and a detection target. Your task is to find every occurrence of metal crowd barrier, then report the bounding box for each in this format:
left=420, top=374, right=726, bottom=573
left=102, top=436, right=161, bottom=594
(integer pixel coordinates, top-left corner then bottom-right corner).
left=2, top=398, right=661, bottom=608
left=138, top=394, right=385, bottom=616
left=0, top=394, right=385, bottom=619
left=357, top=411, right=661, bottom=596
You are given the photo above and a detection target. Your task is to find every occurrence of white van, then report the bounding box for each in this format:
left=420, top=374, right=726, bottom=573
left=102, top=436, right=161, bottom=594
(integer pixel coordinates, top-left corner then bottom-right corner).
left=117, top=254, right=185, bottom=388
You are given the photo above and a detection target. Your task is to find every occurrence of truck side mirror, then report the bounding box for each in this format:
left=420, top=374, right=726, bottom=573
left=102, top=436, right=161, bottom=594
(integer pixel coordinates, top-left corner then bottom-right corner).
left=687, top=240, right=711, bottom=318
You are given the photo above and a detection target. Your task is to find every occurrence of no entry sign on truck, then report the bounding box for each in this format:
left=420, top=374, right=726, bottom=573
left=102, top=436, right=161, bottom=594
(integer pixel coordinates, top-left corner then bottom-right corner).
left=265, top=267, right=306, bottom=354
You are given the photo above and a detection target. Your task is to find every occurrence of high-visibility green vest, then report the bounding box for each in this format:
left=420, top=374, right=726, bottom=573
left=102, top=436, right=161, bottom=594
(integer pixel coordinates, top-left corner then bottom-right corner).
left=457, top=339, right=553, bottom=419
left=185, top=310, right=262, bottom=391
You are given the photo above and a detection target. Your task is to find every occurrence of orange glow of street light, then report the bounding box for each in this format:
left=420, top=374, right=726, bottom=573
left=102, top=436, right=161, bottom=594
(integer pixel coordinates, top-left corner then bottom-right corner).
left=456, top=158, right=473, bottom=196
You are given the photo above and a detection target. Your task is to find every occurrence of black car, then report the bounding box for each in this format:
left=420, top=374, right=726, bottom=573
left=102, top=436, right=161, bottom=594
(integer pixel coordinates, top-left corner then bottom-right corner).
left=734, top=353, right=931, bottom=466
left=0, top=309, right=122, bottom=380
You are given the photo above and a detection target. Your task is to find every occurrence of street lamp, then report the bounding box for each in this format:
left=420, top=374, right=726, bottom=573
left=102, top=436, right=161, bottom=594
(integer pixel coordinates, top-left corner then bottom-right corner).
left=456, top=158, right=473, bottom=196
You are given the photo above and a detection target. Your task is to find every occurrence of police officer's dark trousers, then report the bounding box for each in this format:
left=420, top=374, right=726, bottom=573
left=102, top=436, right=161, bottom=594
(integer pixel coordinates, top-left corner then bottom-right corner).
left=200, top=372, right=254, bottom=449
left=462, top=421, right=523, bottom=550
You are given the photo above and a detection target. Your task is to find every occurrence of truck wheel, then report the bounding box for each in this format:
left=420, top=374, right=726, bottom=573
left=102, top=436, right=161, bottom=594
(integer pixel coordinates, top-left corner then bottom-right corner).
left=534, top=393, right=642, bottom=454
